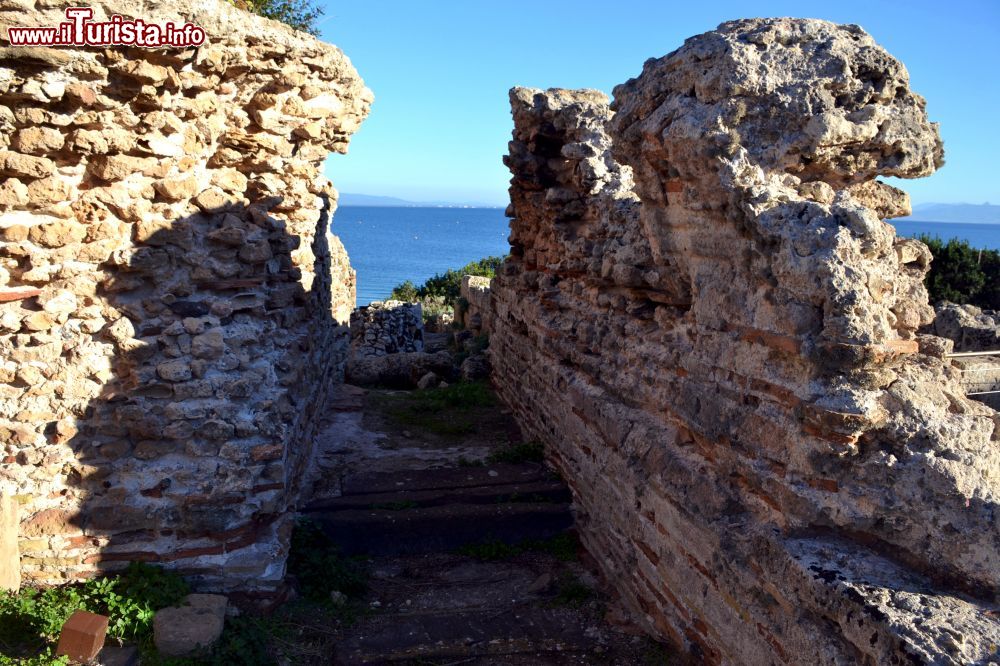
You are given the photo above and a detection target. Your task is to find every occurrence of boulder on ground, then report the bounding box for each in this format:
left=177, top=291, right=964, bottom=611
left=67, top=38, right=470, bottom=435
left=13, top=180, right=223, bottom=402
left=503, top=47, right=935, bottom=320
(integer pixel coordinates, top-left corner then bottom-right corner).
left=347, top=350, right=453, bottom=387
left=153, top=594, right=228, bottom=657
left=416, top=371, right=439, bottom=389
left=927, top=302, right=1000, bottom=352
left=460, top=354, right=490, bottom=381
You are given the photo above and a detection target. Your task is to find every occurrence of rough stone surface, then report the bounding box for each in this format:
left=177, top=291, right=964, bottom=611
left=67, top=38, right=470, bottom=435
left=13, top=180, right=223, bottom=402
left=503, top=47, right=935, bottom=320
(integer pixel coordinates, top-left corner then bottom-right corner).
left=0, top=0, right=369, bottom=590
left=491, top=19, right=1000, bottom=665
left=152, top=594, right=227, bottom=657
left=929, top=302, right=1000, bottom=352
left=0, top=495, right=18, bottom=591
left=350, top=300, right=424, bottom=358
left=458, top=275, right=492, bottom=333
left=347, top=350, right=453, bottom=388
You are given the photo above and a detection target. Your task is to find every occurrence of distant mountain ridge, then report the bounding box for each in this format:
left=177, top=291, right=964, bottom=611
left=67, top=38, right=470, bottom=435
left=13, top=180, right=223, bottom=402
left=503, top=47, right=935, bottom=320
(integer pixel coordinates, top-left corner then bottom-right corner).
left=900, top=203, right=1000, bottom=224
left=338, top=192, right=504, bottom=209
left=338, top=195, right=999, bottom=221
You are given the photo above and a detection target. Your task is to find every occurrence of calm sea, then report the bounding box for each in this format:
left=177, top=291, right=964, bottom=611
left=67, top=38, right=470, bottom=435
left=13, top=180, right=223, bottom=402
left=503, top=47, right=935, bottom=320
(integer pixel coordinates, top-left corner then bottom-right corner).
left=892, top=220, right=1000, bottom=250
left=334, top=206, right=510, bottom=306
left=332, top=207, right=1000, bottom=306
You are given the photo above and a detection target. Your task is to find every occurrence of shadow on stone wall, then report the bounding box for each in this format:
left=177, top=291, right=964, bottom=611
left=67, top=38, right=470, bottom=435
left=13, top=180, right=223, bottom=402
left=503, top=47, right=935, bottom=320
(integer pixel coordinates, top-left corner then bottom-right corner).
left=21, top=193, right=347, bottom=594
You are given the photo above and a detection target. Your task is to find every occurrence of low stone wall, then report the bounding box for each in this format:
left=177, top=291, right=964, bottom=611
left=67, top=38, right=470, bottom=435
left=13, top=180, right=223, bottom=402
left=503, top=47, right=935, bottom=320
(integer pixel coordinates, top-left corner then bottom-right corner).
left=0, top=0, right=369, bottom=590
left=491, top=19, right=1000, bottom=664
left=349, top=300, right=424, bottom=358
left=458, top=275, right=492, bottom=334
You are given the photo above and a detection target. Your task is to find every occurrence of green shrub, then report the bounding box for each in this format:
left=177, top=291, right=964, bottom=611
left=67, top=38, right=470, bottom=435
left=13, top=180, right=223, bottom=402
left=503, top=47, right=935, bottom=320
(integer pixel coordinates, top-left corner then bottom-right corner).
left=389, top=280, right=419, bottom=302
left=390, top=256, right=506, bottom=305
left=918, top=234, right=1000, bottom=310
left=229, top=0, right=323, bottom=35
left=0, top=562, right=190, bottom=662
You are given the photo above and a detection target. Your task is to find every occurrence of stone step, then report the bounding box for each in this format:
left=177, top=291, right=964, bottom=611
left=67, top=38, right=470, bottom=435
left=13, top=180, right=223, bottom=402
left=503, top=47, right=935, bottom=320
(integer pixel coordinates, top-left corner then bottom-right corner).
left=304, top=479, right=569, bottom=512
left=306, top=501, right=573, bottom=556
left=333, top=606, right=604, bottom=665
left=339, top=463, right=555, bottom=496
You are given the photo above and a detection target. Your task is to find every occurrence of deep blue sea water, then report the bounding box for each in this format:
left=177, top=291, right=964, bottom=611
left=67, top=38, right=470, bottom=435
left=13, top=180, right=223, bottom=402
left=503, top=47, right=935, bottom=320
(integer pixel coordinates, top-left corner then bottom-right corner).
left=892, top=220, right=1000, bottom=250
left=331, top=207, right=1000, bottom=307
left=334, top=206, right=510, bottom=306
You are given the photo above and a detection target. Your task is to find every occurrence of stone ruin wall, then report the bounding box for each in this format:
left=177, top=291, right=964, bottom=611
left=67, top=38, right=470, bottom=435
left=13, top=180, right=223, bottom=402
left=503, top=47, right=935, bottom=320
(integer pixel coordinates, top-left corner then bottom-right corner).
left=491, top=19, right=1000, bottom=664
left=458, top=274, right=492, bottom=335
left=349, top=300, right=424, bottom=358
left=0, top=0, right=369, bottom=591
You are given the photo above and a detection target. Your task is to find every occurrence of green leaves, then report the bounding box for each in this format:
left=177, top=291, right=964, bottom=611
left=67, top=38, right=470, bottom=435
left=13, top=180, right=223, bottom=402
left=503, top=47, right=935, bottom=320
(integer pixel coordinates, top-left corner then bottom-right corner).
left=390, top=256, right=506, bottom=303
left=0, top=562, right=190, bottom=661
left=919, top=234, right=1000, bottom=309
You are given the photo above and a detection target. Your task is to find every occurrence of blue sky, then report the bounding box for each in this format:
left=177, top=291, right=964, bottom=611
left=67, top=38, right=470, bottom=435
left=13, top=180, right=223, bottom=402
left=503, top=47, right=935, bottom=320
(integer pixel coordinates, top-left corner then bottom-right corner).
left=320, top=0, right=999, bottom=206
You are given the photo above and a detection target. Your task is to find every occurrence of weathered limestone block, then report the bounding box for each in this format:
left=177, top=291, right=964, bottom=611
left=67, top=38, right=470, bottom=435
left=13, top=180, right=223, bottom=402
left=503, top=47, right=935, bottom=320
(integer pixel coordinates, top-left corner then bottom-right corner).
left=0, top=495, right=18, bottom=591
left=458, top=275, right=492, bottom=333
left=0, top=0, right=369, bottom=590
left=346, top=350, right=452, bottom=388
left=492, top=18, right=1000, bottom=665
left=928, top=302, right=1000, bottom=352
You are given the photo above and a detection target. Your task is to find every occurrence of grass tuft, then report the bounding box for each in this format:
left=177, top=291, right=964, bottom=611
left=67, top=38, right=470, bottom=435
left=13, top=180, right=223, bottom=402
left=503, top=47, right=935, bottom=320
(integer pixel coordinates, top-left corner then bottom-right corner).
left=457, top=532, right=579, bottom=563
left=377, top=381, right=496, bottom=436
left=486, top=441, right=544, bottom=464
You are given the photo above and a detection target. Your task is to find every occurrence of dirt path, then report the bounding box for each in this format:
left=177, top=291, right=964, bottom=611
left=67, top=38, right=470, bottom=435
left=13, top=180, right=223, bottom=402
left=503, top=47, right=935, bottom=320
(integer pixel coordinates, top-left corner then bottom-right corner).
left=268, top=380, right=673, bottom=665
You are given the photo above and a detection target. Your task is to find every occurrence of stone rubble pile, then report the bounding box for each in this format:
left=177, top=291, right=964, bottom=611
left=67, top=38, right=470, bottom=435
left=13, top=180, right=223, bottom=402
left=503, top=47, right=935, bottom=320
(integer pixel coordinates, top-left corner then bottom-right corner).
left=349, top=300, right=424, bottom=357
left=491, top=19, right=1000, bottom=664
left=0, top=0, right=369, bottom=590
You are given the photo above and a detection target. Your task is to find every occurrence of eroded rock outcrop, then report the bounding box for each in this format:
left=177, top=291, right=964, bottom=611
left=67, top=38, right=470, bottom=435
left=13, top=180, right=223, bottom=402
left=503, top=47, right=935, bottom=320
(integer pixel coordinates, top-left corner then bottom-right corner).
left=0, top=0, right=369, bottom=590
left=492, top=19, right=1000, bottom=664
left=929, top=302, right=1000, bottom=352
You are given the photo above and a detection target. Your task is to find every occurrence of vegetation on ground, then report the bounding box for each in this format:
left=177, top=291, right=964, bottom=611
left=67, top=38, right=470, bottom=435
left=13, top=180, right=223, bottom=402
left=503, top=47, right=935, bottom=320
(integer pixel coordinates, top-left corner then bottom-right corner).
left=374, top=380, right=497, bottom=436
left=454, top=333, right=489, bottom=365
left=918, top=234, right=1000, bottom=309
left=227, top=0, right=323, bottom=35
left=389, top=256, right=506, bottom=323
left=287, top=519, right=368, bottom=602
left=0, top=521, right=371, bottom=666
left=458, top=532, right=580, bottom=562
left=487, top=441, right=545, bottom=464
left=0, top=562, right=190, bottom=664
left=551, top=573, right=595, bottom=608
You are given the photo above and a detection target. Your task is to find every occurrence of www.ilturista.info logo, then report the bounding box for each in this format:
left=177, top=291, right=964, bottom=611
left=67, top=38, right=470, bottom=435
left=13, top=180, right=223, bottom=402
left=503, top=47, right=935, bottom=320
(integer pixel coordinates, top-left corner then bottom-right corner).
left=6, top=7, right=206, bottom=48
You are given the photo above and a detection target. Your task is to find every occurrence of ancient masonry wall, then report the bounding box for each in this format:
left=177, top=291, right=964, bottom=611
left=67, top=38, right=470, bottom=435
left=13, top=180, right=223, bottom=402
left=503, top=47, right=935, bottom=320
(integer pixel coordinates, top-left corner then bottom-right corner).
left=349, top=300, right=424, bottom=358
left=0, top=0, right=369, bottom=591
left=491, top=20, right=1000, bottom=664
left=458, top=274, right=492, bottom=334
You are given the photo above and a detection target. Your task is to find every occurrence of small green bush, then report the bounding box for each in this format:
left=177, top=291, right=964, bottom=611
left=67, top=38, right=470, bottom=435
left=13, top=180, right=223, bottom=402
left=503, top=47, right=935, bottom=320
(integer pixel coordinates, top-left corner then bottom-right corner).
left=228, top=0, right=323, bottom=35
left=918, top=234, right=1000, bottom=310
left=390, top=280, right=419, bottom=302
left=0, top=562, right=190, bottom=662
left=390, top=256, right=506, bottom=304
